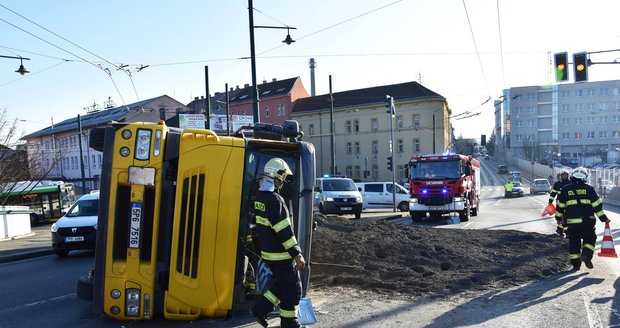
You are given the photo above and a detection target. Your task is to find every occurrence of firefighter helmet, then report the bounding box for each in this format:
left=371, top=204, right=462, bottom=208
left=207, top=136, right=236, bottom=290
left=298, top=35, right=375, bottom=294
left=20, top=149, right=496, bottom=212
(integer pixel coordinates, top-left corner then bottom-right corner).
left=571, top=166, right=588, bottom=181
left=561, top=169, right=570, bottom=176
left=263, top=158, right=293, bottom=182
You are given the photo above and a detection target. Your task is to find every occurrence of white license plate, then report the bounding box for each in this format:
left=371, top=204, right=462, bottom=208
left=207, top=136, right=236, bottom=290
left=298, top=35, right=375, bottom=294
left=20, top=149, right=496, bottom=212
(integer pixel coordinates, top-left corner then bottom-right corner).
left=65, top=236, right=84, bottom=242
left=129, top=203, right=142, bottom=249
left=341, top=207, right=352, bottom=211
left=429, top=207, right=444, bottom=210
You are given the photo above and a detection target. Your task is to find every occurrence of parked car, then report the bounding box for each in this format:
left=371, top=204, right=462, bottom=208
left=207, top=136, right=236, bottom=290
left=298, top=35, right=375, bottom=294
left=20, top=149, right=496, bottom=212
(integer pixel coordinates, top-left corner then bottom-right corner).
left=505, top=182, right=525, bottom=197
left=530, top=179, right=551, bottom=194
left=600, top=179, right=615, bottom=194
left=356, top=182, right=410, bottom=212
left=51, top=192, right=99, bottom=257
left=498, top=165, right=509, bottom=174
left=314, top=177, right=363, bottom=219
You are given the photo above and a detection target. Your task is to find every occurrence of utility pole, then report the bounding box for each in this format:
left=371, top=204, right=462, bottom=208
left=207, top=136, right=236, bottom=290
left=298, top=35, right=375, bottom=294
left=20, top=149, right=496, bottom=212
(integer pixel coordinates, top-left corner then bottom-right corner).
left=77, top=115, right=87, bottom=193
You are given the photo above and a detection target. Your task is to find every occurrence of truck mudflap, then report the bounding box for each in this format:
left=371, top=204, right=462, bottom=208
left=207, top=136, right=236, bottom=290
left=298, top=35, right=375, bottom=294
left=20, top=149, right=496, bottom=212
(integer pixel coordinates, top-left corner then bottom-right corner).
left=409, top=199, right=465, bottom=212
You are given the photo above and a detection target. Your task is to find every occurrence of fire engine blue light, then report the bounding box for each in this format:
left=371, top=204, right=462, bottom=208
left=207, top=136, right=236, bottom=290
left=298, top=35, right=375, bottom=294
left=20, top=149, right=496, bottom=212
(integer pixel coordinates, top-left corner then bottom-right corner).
left=442, top=188, right=448, bottom=194
left=422, top=189, right=429, bottom=194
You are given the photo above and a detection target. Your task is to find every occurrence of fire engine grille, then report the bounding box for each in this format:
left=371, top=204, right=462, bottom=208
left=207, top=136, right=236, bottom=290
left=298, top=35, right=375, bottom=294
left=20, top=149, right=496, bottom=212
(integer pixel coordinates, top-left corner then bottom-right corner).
left=419, top=196, right=453, bottom=206
left=176, top=174, right=205, bottom=279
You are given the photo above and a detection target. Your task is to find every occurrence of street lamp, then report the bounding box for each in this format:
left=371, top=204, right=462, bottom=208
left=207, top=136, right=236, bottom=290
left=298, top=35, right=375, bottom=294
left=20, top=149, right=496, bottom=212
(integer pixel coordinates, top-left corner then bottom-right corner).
left=247, top=0, right=296, bottom=123
left=0, top=55, right=30, bottom=75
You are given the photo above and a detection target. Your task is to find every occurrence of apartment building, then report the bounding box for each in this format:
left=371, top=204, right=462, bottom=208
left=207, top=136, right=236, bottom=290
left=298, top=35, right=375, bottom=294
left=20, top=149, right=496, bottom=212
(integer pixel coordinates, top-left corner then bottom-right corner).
left=290, top=81, right=452, bottom=182
left=500, top=79, right=620, bottom=166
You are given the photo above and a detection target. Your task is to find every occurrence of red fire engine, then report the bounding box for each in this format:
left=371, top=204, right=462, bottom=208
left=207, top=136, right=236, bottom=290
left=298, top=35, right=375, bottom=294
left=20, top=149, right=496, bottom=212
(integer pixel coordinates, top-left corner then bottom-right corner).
left=406, top=154, right=481, bottom=222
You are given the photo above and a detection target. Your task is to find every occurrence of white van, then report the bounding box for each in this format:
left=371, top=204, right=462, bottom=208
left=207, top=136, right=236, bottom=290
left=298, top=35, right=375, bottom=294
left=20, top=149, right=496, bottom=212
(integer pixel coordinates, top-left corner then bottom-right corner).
left=314, top=177, right=363, bottom=219
left=355, top=182, right=410, bottom=212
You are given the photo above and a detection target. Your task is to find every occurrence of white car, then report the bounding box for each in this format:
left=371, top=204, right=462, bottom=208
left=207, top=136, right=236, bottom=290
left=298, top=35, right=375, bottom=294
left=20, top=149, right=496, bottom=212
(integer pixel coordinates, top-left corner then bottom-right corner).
left=356, top=182, right=410, bottom=212
left=51, top=192, right=99, bottom=257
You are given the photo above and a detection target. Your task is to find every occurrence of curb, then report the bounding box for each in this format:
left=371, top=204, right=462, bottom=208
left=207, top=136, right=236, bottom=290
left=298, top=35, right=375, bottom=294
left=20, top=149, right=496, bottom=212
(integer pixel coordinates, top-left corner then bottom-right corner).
left=0, top=247, right=55, bottom=264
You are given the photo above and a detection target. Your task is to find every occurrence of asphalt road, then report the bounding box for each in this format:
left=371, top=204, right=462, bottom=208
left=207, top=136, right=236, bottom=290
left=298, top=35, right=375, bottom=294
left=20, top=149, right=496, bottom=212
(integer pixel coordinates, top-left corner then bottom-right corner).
left=3, top=157, right=620, bottom=327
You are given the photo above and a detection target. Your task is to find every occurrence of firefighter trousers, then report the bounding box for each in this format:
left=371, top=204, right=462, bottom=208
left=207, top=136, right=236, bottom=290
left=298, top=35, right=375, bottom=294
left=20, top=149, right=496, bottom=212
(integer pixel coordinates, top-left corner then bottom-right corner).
left=252, top=260, right=302, bottom=328
left=567, top=220, right=597, bottom=269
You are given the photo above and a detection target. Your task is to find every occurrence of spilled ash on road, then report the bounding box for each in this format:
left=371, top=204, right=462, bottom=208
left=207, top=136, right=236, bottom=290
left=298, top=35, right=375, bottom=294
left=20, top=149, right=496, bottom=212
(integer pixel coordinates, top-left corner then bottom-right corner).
left=309, top=213, right=568, bottom=300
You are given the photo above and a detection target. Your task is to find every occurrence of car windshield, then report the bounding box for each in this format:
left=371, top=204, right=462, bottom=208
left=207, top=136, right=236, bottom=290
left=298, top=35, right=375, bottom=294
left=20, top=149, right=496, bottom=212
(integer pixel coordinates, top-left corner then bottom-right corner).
left=409, top=160, right=461, bottom=180
left=323, top=179, right=357, bottom=191
left=512, top=182, right=522, bottom=187
left=65, top=199, right=99, bottom=217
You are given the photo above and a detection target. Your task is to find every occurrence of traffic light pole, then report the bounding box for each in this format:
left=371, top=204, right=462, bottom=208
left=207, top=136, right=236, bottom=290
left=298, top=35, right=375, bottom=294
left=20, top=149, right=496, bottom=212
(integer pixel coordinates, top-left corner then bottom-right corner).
left=387, top=96, right=397, bottom=212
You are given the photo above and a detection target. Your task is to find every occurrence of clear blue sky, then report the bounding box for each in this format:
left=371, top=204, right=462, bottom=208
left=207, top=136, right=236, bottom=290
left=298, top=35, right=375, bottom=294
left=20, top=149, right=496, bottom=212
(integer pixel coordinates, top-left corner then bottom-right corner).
left=2, top=0, right=619, bottom=140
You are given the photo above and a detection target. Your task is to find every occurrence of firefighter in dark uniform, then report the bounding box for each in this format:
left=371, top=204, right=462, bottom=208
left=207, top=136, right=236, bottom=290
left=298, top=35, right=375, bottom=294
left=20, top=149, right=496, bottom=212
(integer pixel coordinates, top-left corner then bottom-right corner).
left=555, top=167, right=610, bottom=270
left=251, top=158, right=306, bottom=328
left=549, top=169, right=571, bottom=236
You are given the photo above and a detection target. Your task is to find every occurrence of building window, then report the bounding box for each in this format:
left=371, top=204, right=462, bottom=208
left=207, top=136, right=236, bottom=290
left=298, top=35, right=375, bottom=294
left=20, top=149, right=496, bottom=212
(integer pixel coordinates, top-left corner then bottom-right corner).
left=528, top=119, right=534, bottom=127
left=599, top=131, right=608, bottom=138
left=346, top=165, right=353, bottom=178
left=354, top=165, right=361, bottom=179
left=413, top=114, right=420, bottom=130
left=586, top=131, right=595, bottom=139
left=354, top=120, right=359, bottom=132
left=516, top=135, right=523, bottom=142
left=265, top=107, right=270, bottom=117
left=372, top=141, right=378, bottom=154
left=414, top=138, right=420, bottom=152
left=574, top=132, right=583, bottom=139
left=561, top=118, right=570, bottom=125
left=397, top=115, right=403, bottom=129
left=586, top=117, right=594, bottom=124
left=587, top=88, right=596, bottom=96
left=613, top=131, right=620, bottom=138
left=347, top=142, right=352, bottom=155
left=397, top=139, right=403, bottom=153
left=561, top=104, right=570, bottom=112
left=574, top=117, right=583, bottom=125
left=561, top=90, right=570, bottom=98
left=346, top=120, right=352, bottom=132
left=309, top=124, right=314, bottom=135
left=354, top=142, right=360, bottom=155
left=600, top=103, right=608, bottom=110
left=371, top=118, right=378, bottom=132
left=527, top=93, right=535, bottom=100
left=372, top=165, right=378, bottom=180
left=575, top=89, right=584, bottom=97
left=600, top=116, right=609, bottom=124
left=561, top=132, right=570, bottom=140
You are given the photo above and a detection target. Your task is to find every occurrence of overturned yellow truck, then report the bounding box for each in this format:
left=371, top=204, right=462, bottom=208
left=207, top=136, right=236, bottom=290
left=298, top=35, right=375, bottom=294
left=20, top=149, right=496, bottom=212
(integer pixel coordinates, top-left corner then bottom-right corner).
left=77, top=120, right=315, bottom=321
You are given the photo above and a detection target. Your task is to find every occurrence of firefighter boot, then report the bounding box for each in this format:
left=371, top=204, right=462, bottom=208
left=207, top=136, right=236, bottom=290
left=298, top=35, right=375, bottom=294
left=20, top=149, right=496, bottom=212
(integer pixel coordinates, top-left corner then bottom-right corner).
left=250, top=310, right=268, bottom=328
left=583, top=257, right=594, bottom=269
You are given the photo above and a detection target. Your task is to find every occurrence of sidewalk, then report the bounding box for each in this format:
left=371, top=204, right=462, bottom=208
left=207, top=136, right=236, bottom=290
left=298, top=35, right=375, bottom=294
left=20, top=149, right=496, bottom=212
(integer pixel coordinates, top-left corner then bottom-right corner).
left=0, top=222, right=55, bottom=263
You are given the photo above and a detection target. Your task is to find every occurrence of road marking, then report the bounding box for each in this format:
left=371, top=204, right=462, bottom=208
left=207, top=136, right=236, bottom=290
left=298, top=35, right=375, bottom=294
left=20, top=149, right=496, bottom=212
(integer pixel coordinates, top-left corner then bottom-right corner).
left=583, top=294, right=603, bottom=328
left=0, top=293, right=74, bottom=314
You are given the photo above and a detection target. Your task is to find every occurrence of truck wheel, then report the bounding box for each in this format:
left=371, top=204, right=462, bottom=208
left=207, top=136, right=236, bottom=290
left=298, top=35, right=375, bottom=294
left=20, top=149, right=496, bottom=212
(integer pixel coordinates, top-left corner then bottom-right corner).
left=398, top=201, right=409, bottom=212
left=471, top=201, right=479, bottom=216
left=411, top=211, right=424, bottom=222
left=76, top=274, right=94, bottom=302
left=319, top=204, right=326, bottom=214
left=459, top=204, right=470, bottom=222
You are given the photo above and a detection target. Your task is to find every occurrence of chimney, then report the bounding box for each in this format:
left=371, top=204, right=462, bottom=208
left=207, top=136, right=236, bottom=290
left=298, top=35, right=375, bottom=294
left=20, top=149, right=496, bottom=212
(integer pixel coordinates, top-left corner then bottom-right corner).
left=309, top=58, right=317, bottom=96
left=244, top=83, right=250, bottom=88
left=272, top=78, right=277, bottom=82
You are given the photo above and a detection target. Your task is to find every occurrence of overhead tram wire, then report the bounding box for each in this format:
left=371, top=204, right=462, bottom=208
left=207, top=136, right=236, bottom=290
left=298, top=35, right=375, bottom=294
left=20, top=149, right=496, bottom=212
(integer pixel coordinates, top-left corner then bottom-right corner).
left=462, top=0, right=491, bottom=98
left=0, top=16, right=129, bottom=108
left=0, top=60, right=67, bottom=87
left=255, top=0, right=404, bottom=56
left=496, top=0, right=506, bottom=88
left=0, top=3, right=140, bottom=102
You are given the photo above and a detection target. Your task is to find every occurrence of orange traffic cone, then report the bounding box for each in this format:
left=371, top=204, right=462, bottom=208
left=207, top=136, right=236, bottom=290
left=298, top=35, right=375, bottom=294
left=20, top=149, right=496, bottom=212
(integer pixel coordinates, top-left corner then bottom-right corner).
left=598, top=222, right=618, bottom=258
left=541, top=203, right=556, bottom=217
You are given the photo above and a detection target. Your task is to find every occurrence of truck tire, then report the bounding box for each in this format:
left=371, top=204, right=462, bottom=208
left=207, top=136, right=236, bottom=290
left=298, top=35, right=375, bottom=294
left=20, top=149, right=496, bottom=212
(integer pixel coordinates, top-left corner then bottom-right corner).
left=459, top=204, right=470, bottom=222
left=411, top=211, right=424, bottom=222
left=471, top=201, right=479, bottom=216
left=354, top=211, right=361, bottom=220
left=76, top=274, right=94, bottom=302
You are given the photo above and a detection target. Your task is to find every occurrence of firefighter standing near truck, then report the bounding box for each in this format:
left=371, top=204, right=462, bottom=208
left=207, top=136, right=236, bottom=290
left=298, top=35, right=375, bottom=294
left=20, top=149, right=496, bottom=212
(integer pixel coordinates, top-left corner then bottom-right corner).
left=555, top=167, right=610, bottom=270
left=549, top=169, right=571, bottom=236
left=251, top=158, right=306, bottom=328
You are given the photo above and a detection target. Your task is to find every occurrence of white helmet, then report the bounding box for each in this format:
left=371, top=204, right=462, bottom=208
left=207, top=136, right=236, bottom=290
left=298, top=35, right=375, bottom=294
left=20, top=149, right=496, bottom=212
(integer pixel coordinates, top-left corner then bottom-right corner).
left=571, top=166, right=588, bottom=181
left=263, top=158, right=293, bottom=182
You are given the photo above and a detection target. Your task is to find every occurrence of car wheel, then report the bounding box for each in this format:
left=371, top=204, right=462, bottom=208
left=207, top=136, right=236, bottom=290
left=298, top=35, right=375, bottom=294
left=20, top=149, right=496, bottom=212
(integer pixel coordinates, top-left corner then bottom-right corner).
left=398, top=201, right=409, bottom=212
left=54, top=249, right=69, bottom=257
left=354, top=211, right=361, bottom=220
